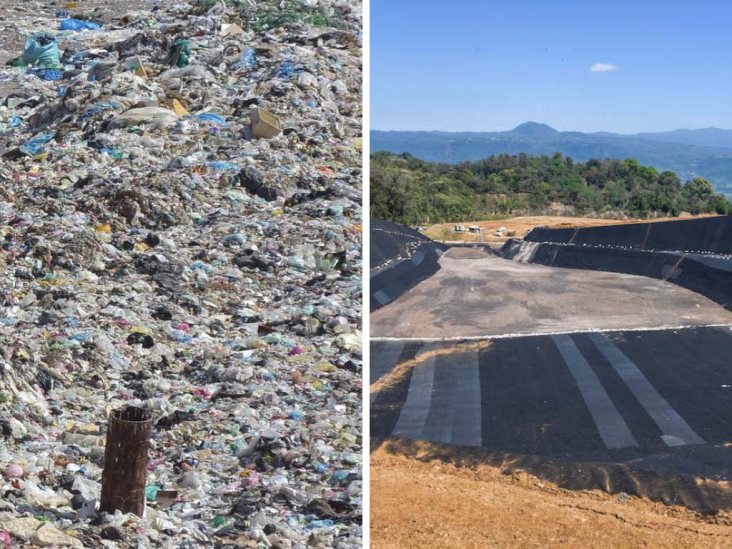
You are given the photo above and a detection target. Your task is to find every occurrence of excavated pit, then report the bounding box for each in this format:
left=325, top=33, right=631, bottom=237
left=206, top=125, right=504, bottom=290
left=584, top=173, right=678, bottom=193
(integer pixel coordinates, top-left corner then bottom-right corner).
left=370, top=217, right=732, bottom=513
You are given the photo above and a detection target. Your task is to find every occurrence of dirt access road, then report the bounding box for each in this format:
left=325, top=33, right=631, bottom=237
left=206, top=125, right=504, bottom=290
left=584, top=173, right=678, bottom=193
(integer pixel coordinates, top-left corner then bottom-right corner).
left=423, top=214, right=717, bottom=244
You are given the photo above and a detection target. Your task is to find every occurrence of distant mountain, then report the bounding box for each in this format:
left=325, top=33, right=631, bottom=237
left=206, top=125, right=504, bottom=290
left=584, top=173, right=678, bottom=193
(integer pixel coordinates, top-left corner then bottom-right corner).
left=371, top=124, right=732, bottom=197
left=634, top=127, right=732, bottom=149
left=508, top=121, right=559, bottom=138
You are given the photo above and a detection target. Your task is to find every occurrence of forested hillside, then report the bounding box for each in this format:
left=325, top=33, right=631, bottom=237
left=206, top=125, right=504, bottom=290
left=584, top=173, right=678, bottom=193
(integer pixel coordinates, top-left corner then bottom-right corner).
left=371, top=124, right=732, bottom=198
left=371, top=152, right=731, bottom=225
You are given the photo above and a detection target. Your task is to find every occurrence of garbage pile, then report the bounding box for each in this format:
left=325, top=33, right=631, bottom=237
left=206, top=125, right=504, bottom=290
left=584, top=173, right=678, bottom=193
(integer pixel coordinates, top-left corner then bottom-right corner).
left=0, top=0, right=362, bottom=546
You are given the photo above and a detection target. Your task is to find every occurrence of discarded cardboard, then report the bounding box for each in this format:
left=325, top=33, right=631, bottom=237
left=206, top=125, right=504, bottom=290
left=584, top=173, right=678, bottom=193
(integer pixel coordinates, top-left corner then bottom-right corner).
left=221, top=23, right=244, bottom=37
left=251, top=107, right=281, bottom=139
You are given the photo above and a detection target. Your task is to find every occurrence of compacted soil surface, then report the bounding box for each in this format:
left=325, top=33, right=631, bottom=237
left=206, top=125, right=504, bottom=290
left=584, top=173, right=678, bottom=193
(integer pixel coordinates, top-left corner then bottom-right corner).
left=423, top=214, right=717, bottom=244
left=371, top=443, right=732, bottom=548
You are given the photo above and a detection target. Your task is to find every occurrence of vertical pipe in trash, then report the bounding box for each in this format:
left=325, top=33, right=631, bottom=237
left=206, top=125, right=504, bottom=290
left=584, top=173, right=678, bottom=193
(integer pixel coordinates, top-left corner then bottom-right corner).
left=100, top=406, right=152, bottom=517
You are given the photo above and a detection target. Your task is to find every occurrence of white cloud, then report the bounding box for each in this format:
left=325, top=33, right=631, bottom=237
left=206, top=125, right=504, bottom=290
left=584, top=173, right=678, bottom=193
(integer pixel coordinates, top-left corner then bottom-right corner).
left=590, top=62, right=619, bottom=73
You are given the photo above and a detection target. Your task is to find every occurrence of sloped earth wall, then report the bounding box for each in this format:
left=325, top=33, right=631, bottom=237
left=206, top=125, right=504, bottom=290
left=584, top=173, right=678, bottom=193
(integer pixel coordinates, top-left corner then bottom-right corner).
left=524, top=214, right=732, bottom=255
left=370, top=219, right=447, bottom=310
left=501, top=241, right=732, bottom=310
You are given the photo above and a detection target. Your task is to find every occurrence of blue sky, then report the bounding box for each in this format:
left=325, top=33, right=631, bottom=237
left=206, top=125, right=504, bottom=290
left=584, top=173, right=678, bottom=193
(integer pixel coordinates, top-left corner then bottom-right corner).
left=371, top=0, right=732, bottom=133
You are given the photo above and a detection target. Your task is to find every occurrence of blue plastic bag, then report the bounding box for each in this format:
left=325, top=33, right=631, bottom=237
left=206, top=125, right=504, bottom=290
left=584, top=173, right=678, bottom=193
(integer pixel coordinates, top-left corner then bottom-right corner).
left=70, top=51, right=87, bottom=64
left=196, top=113, right=227, bottom=127
left=21, top=33, right=61, bottom=68
left=207, top=161, right=238, bottom=172
left=20, top=132, right=56, bottom=156
left=59, top=18, right=101, bottom=32
left=81, top=100, right=122, bottom=119
left=230, top=48, right=256, bottom=71
left=277, top=60, right=297, bottom=78
left=308, top=519, right=335, bottom=529
left=28, top=68, right=64, bottom=81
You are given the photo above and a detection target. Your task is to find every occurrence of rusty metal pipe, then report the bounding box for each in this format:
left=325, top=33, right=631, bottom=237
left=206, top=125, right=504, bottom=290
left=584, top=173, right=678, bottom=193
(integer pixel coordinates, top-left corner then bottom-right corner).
left=100, top=406, right=152, bottom=517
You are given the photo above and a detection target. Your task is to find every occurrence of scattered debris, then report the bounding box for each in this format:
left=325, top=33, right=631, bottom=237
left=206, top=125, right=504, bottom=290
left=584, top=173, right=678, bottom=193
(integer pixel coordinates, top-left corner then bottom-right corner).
left=0, top=0, right=363, bottom=546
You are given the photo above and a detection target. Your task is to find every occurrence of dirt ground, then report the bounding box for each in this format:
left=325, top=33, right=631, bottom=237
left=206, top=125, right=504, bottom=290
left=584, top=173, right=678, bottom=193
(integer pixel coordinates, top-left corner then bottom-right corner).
left=423, top=214, right=718, bottom=243
left=371, top=247, right=732, bottom=338
left=371, top=444, right=732, bottom=548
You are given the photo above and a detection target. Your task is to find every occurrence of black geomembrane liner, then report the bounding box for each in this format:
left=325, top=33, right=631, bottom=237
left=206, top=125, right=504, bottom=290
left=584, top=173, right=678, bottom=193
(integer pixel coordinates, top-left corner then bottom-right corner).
left=370, top=218, right=448, bottom=311
left=370, top=218, right=432, bottom=269
left=371, top=328, right=732, bottom=476
left=525, top=214, right=732, bottom=254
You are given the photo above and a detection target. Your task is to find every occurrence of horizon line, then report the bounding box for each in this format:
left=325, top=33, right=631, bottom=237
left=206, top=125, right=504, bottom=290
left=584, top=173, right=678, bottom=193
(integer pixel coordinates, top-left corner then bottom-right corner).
left=371, top=125, right=732, bottom=135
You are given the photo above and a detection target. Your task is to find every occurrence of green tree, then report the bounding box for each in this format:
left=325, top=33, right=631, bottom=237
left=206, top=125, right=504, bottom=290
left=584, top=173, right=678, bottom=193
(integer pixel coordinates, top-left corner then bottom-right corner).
left=370, top=152, right=731, bottom=224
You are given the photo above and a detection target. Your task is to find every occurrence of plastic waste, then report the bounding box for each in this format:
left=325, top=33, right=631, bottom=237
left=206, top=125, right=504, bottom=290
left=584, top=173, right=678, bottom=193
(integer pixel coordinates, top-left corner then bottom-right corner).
left=89, top=61, right=116, bottom=81
left=19, top=33, right=61, bottom=68
left=59, top=18, right=101, bottom=32
left=109, top=107, right=180, bottom=129
left=28, top=68, right=64, bottom=81
left=167, top=39, right=191, bottom=67
left=4, top=464, right=23, bottom=478
left=0, top=1, right=362, bottom=547
left=72, top=476, right=102, bottom=500
left=20, top=132, right=55, bottom=156
left=81, top=100, right=123, bottom=119
left=231, top=48, right=256, bottom=71
left=207, top=161, right=238, bottom=171
left=277, top=60, right=297, bottom=78
left=196, top=113, right=227, bottom=126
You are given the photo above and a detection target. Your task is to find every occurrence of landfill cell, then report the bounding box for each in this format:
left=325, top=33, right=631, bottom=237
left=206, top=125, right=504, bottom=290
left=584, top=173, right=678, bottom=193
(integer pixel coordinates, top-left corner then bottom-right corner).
left=0, top=1, right=362, bottom=547
left=370, top=219, right=732, bottom=512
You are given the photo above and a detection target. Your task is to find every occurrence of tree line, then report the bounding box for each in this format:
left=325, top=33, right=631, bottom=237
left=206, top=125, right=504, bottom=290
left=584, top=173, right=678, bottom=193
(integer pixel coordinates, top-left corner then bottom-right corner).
left=371, top=151, right=731, bottom=225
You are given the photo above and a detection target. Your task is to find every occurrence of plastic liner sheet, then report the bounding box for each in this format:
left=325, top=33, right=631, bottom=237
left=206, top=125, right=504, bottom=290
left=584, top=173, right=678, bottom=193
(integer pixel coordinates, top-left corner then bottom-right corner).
left=531, top=244, right=682, bottom=279
left=674, top=256, right=732, bottom=309
left=372, top=328, right=732, bottom=463
left=572, top=222, right=650, bottom=248
left=524, top=214, right=732, bottom=254
left=371, top=218, right=432, bottom=270
left=370, top=242, right=446, bottom=311
left=502, top=240, right=732, bottom=310
left=524, top=226, right=576, bottom=244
